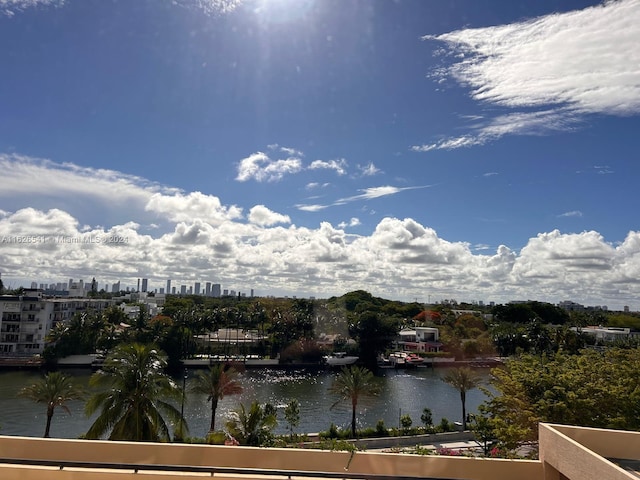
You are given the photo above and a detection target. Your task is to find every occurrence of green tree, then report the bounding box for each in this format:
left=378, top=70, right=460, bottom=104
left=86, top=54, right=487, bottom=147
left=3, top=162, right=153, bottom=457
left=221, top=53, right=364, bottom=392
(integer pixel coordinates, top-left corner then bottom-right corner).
left=284, top=399, right=300, bottom=439
left=190, top=364, right=243, bottom=433
left=329, top=365, right=380, bottom=438
left=85, top=343, right=185, bottom=441
left=349, top=311, right=399, bottom=368
left=18, top=372, right=83, bottom=438
left=482, top=349, right=640, bottom=452
left=400, top=414, right=412, bottom=433
left=225, top=401, right=277, bottom=446
left=420, top=407, right=433, bottom=427
left=441, top=367, right=483, bottom=430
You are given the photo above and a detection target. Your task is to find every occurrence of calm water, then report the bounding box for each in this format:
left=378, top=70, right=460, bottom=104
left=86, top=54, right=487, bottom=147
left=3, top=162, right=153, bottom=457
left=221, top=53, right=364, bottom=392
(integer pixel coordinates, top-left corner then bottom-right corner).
left=0, top=367, right=492, bottom=439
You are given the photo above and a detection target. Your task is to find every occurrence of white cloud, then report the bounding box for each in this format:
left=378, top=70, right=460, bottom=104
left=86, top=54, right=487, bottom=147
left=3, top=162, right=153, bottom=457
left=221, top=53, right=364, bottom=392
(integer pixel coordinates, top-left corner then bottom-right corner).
left=248, top=205, right=291, bottom=226
left=1, top=0, right=64, bottom=17
left=338, top=185, right=431, bottom=202
left=558, top=210, right=583, bottom=218
left=309, top=158, right=348, bottom=175
left=419, top=0, right=640, bottom=150
left=3, top=158, right=640, bottom=308
left=357, top=162, right=382, bottom=176
left=295, top=184, right=433, bottom=212
left=145, top=192, right=243, bottom=225
left=236, top=151, right=304, bottom=182
left=337, top=218, right=361, bottom=229
left=3, top=204, right=640, bottom=308
left=172, top=0, right=243, bottom=16
left=295, top=204, right=328, bottom=212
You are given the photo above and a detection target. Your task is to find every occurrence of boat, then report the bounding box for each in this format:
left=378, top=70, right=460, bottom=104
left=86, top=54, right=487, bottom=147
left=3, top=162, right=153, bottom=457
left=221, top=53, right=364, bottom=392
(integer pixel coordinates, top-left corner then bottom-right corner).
left=388, top=352, right=407, bottom=368
left=406, top=353, right=424, bottom=366
left=323, top=352, right=359, bottom=367
left=388, top=352, right=424, bottom=368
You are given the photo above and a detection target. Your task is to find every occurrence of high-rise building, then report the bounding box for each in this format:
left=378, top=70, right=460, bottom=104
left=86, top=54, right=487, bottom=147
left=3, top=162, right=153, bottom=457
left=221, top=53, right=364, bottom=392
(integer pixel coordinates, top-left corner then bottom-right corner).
left=212, top=284, right=221, bottom=298
left=205, top=282, right=211, bottom=296
left=166, top=279, right=171, bottom=294
left=180, top=285, right=186, bottom=295
left=194, top=282, right=201, bottom=295
left=137, top=279, right=140, bottom=292
left=141, top=278, right=148, bottom=293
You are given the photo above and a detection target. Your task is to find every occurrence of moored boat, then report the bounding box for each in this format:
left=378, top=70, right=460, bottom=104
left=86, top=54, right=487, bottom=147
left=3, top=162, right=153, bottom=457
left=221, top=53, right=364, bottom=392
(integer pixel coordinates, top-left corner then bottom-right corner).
left=323, top=352, right=359, bottom=367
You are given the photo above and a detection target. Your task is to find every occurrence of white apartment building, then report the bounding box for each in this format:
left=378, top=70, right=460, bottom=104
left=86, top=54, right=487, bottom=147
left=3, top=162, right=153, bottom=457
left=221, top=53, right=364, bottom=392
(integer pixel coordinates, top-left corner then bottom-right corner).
left=0, top=290, right=114, bottom=356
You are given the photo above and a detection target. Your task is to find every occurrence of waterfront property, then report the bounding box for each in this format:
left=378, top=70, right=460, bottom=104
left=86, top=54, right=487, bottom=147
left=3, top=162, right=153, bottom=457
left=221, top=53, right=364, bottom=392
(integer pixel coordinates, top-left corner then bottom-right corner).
left=0, top=423, right=639, bottom=479
left=0, top=290, right=114, bottom=356
left=396, top=327, right=443, bottom=353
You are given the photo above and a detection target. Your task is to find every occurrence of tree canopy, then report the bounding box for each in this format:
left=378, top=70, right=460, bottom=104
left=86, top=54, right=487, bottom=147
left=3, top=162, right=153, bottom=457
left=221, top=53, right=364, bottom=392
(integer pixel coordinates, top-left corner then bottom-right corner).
left=481, top=348, right=640, bottom=451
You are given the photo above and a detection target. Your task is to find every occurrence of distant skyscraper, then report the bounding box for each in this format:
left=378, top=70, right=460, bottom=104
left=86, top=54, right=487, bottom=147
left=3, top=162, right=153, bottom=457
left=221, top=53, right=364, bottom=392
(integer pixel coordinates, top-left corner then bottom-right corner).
left=205, top=282, right=211, bottom=296
left=137, top=278, right=140, bottom=292
left=180, top=285, right=186, bottom=295
left=166, top=279, right=171, bottom=294
left=212, top=284, right=221, bottom=297
left=141, top=278, right=148, bottom=293
left=194, top=282, right=201, bottom=295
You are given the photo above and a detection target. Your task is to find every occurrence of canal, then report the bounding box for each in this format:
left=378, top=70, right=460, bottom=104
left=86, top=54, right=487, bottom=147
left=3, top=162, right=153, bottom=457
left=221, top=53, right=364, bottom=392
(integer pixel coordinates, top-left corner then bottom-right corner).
left=0, top=366, right=493, bottom=439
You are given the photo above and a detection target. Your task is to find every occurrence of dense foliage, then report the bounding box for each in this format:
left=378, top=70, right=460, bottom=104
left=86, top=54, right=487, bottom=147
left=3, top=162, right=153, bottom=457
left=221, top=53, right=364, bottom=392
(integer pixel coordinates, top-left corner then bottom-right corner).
left=481, top=348, right=640, bottom=451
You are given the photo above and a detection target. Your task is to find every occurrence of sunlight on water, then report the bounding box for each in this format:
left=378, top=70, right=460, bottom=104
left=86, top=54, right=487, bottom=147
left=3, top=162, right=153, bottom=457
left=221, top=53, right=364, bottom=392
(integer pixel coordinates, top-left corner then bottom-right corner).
left=0, top=367, right=492, bottom=439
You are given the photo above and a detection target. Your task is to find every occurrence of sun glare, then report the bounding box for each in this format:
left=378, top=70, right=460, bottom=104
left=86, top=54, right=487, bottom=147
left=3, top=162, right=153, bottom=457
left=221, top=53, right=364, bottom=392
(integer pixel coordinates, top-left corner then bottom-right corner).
left=252, top=0, right=316, bottom=24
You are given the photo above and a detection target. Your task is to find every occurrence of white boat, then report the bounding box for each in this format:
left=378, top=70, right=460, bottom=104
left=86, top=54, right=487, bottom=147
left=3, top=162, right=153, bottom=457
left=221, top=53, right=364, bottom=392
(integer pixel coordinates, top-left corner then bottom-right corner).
left=388, top=352, right=424, bottom=368
left=323, top=352, right=359, bottom=367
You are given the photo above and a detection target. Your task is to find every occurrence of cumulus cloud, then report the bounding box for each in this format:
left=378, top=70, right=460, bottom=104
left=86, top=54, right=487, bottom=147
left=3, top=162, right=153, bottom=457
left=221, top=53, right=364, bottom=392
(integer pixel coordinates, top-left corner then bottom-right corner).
left=236, top=151, right=304, bottom=182
left=248, top=205, right=291, bottom=226
left=417, top=0, right=640, bottom=150
left=2, top=204, right=640, bottom=308
left=2, top=156, right=639, bottom=308
left=145, top=192, right=243, bottom=225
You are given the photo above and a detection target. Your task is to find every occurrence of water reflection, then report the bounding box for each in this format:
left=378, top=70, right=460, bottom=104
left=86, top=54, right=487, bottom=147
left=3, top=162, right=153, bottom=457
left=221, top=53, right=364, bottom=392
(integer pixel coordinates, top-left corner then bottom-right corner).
left=0, top=367, right=492, bottom=439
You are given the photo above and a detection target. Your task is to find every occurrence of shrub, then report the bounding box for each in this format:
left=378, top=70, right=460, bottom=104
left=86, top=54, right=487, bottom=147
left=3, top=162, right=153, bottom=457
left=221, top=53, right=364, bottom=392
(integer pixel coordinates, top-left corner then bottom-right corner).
left=375, top=419, right=389, bottom=437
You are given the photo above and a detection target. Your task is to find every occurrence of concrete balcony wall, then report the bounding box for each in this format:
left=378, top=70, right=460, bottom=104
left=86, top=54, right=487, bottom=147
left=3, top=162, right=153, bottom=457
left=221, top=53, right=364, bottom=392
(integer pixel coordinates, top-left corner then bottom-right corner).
left=539, top=424, right=637, bottom=480
left=0, top=435, right=542, bottom=480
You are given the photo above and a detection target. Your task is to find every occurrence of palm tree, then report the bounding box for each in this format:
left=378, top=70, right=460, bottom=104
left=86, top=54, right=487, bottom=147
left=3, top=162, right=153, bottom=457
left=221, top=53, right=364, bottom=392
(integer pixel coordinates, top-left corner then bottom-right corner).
left=441, top=367, right=483, bottom=430
left=190, top=363, right=243, bottom=433
left=18, top=371, right=83, bottom=438
left=84, top=343, right=185, bottom=441
left=225, top=401, right=277, bottom=446
left=329, top=365, right=380, bottom=437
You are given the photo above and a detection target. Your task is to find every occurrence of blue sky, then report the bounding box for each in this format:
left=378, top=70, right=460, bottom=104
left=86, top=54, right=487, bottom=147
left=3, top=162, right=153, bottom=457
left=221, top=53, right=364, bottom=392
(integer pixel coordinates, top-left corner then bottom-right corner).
left=1, top=0, right=639, bottom=309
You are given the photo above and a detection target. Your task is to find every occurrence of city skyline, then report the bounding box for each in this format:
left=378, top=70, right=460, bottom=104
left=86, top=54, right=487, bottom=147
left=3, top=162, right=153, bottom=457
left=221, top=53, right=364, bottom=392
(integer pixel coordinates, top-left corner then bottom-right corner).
left=4, top=273, right=629, bottom=313
left=1, top=1, right=640, bottom=309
